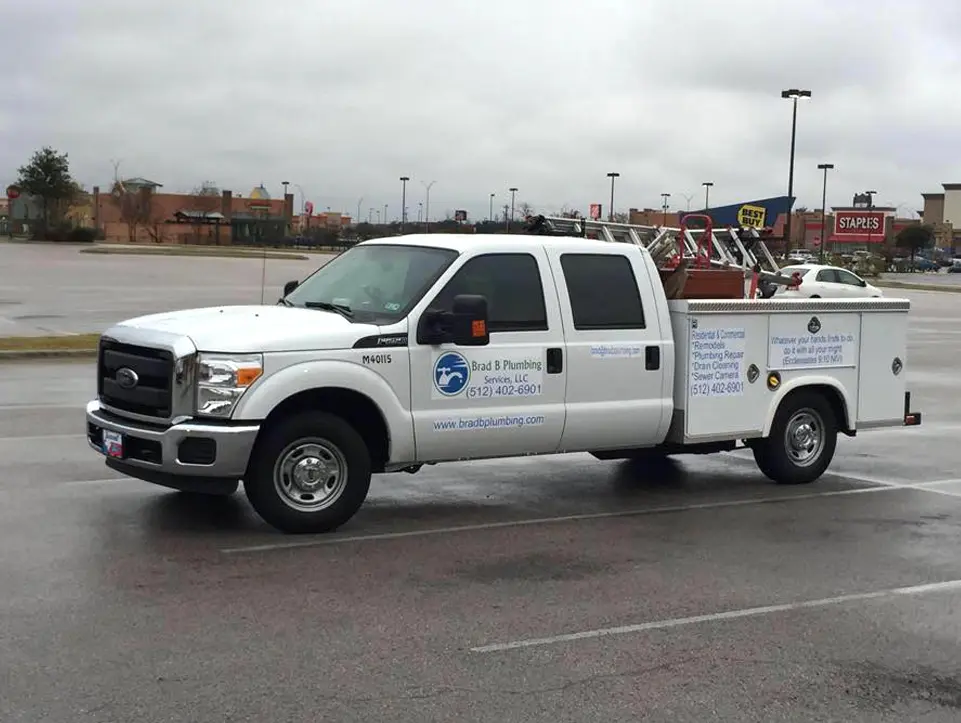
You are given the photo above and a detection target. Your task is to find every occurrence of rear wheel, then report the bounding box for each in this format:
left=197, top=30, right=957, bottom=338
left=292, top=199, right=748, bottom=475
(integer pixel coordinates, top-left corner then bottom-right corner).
left=753, top=391, right=837, bottom=485
left=244, top=411, right=372, bottom=534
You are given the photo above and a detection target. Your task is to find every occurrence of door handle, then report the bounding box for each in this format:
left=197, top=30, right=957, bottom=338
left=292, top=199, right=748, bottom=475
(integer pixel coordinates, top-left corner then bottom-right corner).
left=546, top=347, right=563, bottom=374
left=645, top=345, right=660, bottom=370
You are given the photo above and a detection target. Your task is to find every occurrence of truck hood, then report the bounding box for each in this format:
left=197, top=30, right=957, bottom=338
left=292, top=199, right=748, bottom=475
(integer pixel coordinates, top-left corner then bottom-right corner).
left=112, top=305, right=381, bottom=353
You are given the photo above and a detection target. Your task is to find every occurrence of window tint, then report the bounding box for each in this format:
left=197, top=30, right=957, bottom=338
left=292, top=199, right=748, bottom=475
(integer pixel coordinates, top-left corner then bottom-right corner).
left=836, top=269, right=863, bottom=286
left=560, top=253, right=645, bottom=330
left=816, top=269, right=839, bottom=283
left=430, top=253, right=548, bottom=332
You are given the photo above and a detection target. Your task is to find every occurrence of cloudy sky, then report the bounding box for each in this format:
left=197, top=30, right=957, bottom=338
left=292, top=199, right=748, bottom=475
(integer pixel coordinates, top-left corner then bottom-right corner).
left=4, top=0, right=960, bottom=222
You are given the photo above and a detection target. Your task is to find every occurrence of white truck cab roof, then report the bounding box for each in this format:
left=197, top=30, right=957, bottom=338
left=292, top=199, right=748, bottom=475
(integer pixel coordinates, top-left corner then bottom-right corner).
left=359, top=232, right=643, bottom=255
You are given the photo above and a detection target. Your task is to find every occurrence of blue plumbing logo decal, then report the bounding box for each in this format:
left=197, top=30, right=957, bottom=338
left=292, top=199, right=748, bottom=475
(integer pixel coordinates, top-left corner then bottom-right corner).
left=433, top=351, right=470, bottom=396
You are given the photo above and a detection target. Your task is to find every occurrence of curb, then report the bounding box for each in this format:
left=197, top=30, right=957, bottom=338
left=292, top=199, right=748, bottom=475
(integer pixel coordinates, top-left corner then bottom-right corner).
left=79, top=247, right=309, bottom=261
left=0, top=348, right=98, bottom=361
left=876, top=281, right=961, bottom=294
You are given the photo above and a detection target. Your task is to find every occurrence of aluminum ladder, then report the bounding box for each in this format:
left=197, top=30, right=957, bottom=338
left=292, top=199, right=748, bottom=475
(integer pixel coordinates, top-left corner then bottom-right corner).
left=528, top=215, right=782, bottom=277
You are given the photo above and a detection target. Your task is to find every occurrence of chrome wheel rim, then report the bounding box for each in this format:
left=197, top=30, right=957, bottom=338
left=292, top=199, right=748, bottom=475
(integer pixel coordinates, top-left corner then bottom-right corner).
left=784, top=409, right=824, bottom=467
left=273, top=438, right=348, bottom=512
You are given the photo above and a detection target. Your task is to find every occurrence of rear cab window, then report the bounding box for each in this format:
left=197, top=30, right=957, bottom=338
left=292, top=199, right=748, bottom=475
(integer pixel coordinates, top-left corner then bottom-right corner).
left=559, top=253, right=645, bottom=329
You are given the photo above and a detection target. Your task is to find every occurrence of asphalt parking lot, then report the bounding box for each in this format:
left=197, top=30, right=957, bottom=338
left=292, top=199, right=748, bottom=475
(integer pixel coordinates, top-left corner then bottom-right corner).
left=3, top=247, right=961, bottom=721
left=0, top=242, right=325, bottom=336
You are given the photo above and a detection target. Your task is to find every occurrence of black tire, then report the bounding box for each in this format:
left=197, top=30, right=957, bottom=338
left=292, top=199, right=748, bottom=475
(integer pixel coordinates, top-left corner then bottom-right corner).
left=244, top=411, right=372, bottom=534
left=753, top=391, right=837, bottom=485
left=810, top=294, right=821, bottom=298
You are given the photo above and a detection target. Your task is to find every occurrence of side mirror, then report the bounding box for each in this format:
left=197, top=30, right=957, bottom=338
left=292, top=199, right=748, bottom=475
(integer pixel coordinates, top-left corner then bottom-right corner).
left=417, top=294, right=490, bottom=346
left=283, top=280, right=299, bottom=296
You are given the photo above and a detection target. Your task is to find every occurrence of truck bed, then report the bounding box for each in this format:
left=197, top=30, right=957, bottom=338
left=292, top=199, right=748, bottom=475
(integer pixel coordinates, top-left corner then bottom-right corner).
left=666, top=298, right=911, bottom=445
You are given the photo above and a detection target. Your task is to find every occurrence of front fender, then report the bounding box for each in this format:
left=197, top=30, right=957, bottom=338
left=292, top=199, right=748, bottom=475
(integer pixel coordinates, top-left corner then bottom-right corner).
left=232, top=360, right=415, bottom=463
left=761, top=374, right=854, bottom=437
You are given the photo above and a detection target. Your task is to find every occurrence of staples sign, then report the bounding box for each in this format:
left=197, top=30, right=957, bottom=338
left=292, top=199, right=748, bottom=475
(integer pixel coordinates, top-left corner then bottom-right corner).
left=834, top=211, right=884, bottom=237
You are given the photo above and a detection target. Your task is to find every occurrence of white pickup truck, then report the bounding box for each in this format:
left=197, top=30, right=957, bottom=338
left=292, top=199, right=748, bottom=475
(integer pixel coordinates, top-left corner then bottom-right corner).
left=85, top=233, right=922, bottom=534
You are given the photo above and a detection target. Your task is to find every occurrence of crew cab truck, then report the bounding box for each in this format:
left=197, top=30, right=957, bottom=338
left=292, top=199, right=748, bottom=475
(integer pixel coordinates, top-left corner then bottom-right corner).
left=85, top=234, right=922, bottom=534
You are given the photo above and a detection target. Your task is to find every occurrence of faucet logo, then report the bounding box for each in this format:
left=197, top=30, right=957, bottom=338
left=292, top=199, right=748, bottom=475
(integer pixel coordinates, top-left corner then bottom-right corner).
left=433, top=352, right=470, bottom=396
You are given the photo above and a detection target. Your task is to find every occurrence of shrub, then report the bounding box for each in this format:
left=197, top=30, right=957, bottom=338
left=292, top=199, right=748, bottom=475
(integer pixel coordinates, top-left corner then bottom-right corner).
left=67, top=226, right=97, bottom=243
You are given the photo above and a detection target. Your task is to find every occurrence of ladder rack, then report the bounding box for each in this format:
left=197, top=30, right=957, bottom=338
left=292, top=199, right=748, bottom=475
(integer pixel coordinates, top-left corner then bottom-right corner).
left=525, top=215, right=783, bottom=278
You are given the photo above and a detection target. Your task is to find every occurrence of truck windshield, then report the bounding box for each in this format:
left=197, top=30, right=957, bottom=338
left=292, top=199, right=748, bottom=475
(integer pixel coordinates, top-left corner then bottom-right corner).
left=284, top=243, right=458, bottom=323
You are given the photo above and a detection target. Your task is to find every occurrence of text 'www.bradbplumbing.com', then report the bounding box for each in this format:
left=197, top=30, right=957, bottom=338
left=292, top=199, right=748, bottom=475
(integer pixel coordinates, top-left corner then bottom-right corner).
left=433, top=414, right=546, bottom=431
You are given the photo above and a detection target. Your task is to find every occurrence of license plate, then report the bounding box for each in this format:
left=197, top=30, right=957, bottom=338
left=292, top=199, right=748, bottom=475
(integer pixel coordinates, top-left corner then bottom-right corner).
left=102, top=429, right=124, bottom=458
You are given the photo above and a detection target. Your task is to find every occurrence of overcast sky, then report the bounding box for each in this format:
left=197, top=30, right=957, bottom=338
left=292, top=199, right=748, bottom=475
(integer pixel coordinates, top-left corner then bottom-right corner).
left=4, top=0, right=960, bottom=222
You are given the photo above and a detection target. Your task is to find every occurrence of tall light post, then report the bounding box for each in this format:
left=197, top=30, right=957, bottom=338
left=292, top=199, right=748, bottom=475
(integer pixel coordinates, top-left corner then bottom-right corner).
left=702, top=181, right=713, bottom=210
left=489, top=193, right=495, bottom=223
left=421, top=180, right=436, bottom=233
left=399, top=176, right=410, bottom=232
left=679, top=192, right=694, bottom=210
left=607, top=172, right=620, bottom=221
left=864, top=189, right=877, bottom=248
left=383, top=204, right=388, bottom=225
left=818, top=163, right=834, bottom=264
left=660, top=192, right=671, bottom=226
left=817, top=163, right=834, bottom=262
left=356, top=196, right=363, bottom=226
left=781, top=88, right=812, bottom=256
left=508, top=187, right=518, bottom=233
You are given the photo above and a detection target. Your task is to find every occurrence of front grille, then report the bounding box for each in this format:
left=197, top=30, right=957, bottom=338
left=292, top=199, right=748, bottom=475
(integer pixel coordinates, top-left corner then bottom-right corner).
left=98, top=339, right=174, bottom=418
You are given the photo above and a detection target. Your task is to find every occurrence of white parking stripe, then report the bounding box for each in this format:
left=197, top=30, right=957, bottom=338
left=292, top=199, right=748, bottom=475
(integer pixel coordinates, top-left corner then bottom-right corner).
left=0, top=433, right=85, bottom=442
left=221, top=485, right=904, bottom=554
left=471, top=578, right=961, bottom=653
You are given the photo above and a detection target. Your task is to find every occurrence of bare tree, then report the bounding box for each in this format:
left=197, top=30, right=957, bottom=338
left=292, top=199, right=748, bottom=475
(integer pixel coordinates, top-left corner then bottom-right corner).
left=517, top=201, right=535, bottom=219
left=185, top=181, right=222, bottom=243
left=110, top=180, right=154, bottom=242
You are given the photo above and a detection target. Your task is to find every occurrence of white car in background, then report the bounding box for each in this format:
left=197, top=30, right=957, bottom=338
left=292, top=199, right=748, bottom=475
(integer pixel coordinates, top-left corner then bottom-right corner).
left=774, top=263, right=883, bottom=299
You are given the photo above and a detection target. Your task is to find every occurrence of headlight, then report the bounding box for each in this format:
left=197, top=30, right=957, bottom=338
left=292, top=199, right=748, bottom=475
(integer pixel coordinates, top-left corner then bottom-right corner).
left=196, top=353, right=263, bottom=418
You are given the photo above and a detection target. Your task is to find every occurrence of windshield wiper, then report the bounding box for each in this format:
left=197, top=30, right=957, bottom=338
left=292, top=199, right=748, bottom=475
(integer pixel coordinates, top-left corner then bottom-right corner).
left=277, top=297, right=294, bottom=307
left=304, top=300, right=354, bottom=319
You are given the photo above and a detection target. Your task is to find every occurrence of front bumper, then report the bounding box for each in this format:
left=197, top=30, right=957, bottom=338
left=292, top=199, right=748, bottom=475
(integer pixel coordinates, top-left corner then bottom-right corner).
left=85, top=400, right=260, bottom=490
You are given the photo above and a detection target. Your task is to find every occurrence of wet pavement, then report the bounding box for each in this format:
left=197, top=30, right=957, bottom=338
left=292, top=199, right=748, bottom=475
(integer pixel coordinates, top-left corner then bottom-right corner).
left=3, top=284, right=961, bottom=719
left=0, top=243, right=326, bottom=336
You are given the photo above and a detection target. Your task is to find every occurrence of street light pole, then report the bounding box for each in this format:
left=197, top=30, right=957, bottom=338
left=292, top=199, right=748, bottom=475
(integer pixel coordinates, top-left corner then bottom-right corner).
left=606, top=172, right=620, bottom=221
left=489, top=193, right=495, bottom=223
left=660, top=192, right=671, bottom=226
left=421, top=180, right=436, bottom=233
left=864, top=189, right=877, bottom=249
left=508, top=187, right=518, bottom=233
left=702, top=181, right=713, bottom=210
left=399, top=176, right=410, bottom=232
left=781, top=88, right=812, bottom=257
left=817, top=163, right=834, bottom=263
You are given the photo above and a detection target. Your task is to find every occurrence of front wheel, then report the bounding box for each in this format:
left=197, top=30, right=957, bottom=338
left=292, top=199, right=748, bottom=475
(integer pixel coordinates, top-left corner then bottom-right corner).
left=244, top=411, right=372, bottom=534
left=752, top=391, right=837, bottom=485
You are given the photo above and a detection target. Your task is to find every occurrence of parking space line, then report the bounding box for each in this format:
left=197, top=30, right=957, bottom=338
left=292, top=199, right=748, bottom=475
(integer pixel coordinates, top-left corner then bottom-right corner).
left=0, top=403, right=87, bottom=411
left=834, top=473, right=961, bottom=498
left=62, top=477, right=129, bottom=487
left=913, top=478, right=961, bottom=487
left=0, top=433, right=85, bottom=442
left=470, top=578, right=961, bottom=654
left=220, top=485, right=906, bottom=555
